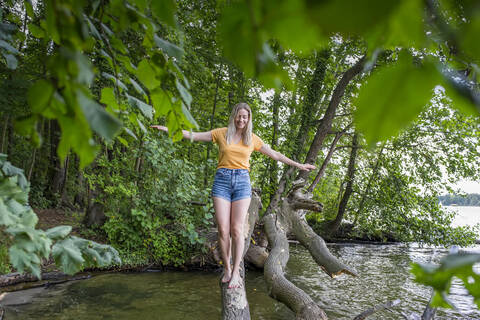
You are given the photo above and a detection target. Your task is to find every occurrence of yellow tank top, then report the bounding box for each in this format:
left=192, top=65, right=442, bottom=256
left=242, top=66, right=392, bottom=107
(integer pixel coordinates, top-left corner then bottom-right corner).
left=211, top=127, right=264, bottom=170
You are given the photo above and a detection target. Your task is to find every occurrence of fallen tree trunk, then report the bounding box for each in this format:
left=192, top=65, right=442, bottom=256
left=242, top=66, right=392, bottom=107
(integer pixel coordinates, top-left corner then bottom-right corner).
left=263, top=179, right=357, bottom=320
left=220, top=189, right=263, bottom=320
left=353, top=299, right=401, bottom=320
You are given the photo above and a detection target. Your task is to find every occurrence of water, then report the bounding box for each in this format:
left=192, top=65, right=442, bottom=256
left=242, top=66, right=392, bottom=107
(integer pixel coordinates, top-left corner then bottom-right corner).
left=448, top=206, right=480, bottom=229
left=3, top=244, right=479, bottom=320
left=2, top=207, right=480, bottom=320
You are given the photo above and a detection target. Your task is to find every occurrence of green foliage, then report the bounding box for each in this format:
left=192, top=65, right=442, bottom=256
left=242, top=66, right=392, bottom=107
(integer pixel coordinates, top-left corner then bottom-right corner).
left=85, top=134, right=212, bottom=266
left=0, top=153, right=120, bottom=277
left=0, top=231, right=12, bottom=274
left=354, top=52, right=441, bottom=145
left=1, top=0, right=199, bottom=168
left=411, top=252, right=480, bottom=309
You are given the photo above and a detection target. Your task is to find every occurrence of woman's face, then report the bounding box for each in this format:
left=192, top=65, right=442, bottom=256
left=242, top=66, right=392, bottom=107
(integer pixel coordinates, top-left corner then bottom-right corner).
left=235, top=108, right=249, bottom=131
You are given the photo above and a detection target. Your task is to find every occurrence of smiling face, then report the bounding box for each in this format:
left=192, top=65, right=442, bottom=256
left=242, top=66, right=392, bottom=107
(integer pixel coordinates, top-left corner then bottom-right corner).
left=235, top=108, right=249, bottom=131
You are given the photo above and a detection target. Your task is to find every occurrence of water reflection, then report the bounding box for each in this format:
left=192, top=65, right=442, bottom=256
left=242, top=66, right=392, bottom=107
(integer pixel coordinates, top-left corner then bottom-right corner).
left=3, top=244, right=479, bottom=320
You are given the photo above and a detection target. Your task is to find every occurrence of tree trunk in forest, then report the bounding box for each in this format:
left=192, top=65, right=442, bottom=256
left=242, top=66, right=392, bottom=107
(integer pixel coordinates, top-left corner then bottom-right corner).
left=353, top=143, right=385, bottom=225
left=292, top=49, right=330, bottom=162
left=220, top=190, right=262, bottom=320
left=45, top=120, right=66, bottom=203
left=84, top=187, right=106, bottom=227
left=321, top=134, right=359, bottom=236
left=6, top=117, right=13, bottom=158
left=308, top=129, right=348, bottom=192
left=298, top=56, right=365, bottom=181
left=265, top=50, right=331, bottom=216
left=1, top=114, right=9, bottom=153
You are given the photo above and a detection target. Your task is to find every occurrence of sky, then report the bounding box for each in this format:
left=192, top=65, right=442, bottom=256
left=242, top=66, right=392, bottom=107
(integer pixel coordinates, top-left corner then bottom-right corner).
left=455, top=180, right=480, bottom=194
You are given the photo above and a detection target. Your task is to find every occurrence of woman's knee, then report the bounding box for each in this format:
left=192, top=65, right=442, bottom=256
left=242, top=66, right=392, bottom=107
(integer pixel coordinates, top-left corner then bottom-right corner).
left=230, top=225, right=244, bottom=241
left=218, top=225, right=230, bottom=240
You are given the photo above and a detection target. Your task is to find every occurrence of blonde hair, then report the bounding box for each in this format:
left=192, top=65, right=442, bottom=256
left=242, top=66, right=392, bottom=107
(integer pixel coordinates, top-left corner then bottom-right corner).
left=226, top=102, right=253, bottom=146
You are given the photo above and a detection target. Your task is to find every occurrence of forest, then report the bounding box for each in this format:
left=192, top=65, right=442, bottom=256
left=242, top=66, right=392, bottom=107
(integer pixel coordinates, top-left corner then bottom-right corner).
left=1, top=0, right=480, bottom=319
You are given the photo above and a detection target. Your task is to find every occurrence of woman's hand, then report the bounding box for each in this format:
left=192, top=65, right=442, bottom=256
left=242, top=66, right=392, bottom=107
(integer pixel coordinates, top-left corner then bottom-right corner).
left=298, top=163, right=316, bottom=171
left=150, top=125, right=168, bottom=132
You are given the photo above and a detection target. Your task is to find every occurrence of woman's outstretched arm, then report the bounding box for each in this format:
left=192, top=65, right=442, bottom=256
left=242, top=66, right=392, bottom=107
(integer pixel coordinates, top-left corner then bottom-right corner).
left=150, top=125, right=212, bottom=142
left=259, top=144, right=316, bottom=171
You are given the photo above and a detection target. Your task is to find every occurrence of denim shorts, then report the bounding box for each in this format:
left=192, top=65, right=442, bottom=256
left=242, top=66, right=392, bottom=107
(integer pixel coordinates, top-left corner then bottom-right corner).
left=211, top=168, right=252, bottom=202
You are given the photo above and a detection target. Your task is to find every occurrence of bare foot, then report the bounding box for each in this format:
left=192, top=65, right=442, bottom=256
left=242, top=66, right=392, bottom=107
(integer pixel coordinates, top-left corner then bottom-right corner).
left=221, top=268, right=232, bottom=283
left=228, top=272, right=242, bottom=289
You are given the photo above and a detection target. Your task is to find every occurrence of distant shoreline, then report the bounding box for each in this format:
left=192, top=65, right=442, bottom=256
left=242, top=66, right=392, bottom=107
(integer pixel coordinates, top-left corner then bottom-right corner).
left=439, top=193, right=480, bottom=207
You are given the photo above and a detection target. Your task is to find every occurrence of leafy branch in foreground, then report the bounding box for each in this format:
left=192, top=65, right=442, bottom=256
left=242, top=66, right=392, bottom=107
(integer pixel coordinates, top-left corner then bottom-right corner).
left=0, top=154, right=120, bottom=278
left=411, top=251, right=480, bottom=309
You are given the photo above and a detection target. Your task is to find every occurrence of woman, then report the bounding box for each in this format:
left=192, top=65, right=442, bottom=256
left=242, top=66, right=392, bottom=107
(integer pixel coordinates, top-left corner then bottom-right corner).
left=151, top=102, right=315, bottom=288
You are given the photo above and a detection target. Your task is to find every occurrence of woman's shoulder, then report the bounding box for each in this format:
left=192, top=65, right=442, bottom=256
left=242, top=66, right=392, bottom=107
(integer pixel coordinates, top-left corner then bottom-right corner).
left=211, top=127, right=227, bottom=143
left=252, top=132, right=263, bottom=141
left=212, top=127, right=227, bottom=133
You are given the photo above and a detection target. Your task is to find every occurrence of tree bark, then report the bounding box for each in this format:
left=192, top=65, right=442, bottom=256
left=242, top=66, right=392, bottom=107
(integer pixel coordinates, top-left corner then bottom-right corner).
left=1, top=114, right=9, bottom=153
left=298, top=56, right=365, bottom=181
left=220, top=190, right=262, bottom=320
left=308, top=129, right=347, bottom=192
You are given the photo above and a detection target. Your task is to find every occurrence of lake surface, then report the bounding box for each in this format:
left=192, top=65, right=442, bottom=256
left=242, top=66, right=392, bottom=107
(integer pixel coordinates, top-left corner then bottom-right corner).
left=448, top=206, right=480, bottom=230
left=3, top=243, right=480, bottom=320
left=2, top=207, right=480, bottom=320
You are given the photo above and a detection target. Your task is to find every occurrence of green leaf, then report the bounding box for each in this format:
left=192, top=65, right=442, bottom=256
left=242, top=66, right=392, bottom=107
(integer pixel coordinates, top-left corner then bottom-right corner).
left=25, top=1, right=35, bottom=18
left=52, top=238, right=85, bottom=275
left=263, top=0, right=322, bottom=52
left=137, top=118, right=147, bottom=134
left=153, top=35, right=183, bottom=60
left=110, top=36, right=129, bottom=54
left=84, top=15, right=101, bottom=40
left=151, top=89, right=171, bottom=116
left=218, top=1, right=255, bottom=76
left=0, top=198, right=17, bottom=226
left=150, top=0, right=176, bottom=27
left=28, top=23, right=45, bottom=38
left=181, top=103, right=198, bottom=128
left=77, top=90, right=123, bottom=141
left=46, top=225, right=72, bottom=240
left=175, top=79, right=192, bottom=107
left=102, top=72, right=128, bottom=91
left=136, top=59, right=160, bottom=90
left=127, top=94, right=153, bottom=120
left=460, top=13, right=480, bottom=63
left=307, top=0, right=401, bottom=36
left=57, top=115, right=99, bottom=168
left=382, top=0, right=425, bottom=49
left=117, top=136, right=128, bottom=146
left=3, top=53, right=17, bottom=69
left=100, top=87, right=119, bottom=112
left=28, top=80, right=54, bottom=113
left=0, top=39, right=20, bottom=54
left=129, top=77, right=146, bottom=96
left=354, top=54, right=442, bottom=145
left=124, top=127, right=137, bottom=140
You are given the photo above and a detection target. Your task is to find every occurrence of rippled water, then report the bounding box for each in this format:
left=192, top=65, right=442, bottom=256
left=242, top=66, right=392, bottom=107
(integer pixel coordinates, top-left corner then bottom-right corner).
left=3, top=243, right=479, bottom=320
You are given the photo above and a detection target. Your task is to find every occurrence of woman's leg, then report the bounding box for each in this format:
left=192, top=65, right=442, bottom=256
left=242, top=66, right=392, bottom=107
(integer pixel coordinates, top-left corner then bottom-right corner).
left=228, top=197, right=251, bottom=288
left=213, top=196, right=232, bottom=282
